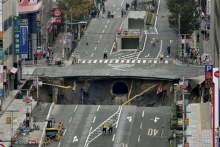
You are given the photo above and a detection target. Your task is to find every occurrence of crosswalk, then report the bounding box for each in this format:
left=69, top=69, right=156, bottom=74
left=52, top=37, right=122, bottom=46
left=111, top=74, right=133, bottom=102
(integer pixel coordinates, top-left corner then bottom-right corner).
left=79, top=59, right=175, bottom=64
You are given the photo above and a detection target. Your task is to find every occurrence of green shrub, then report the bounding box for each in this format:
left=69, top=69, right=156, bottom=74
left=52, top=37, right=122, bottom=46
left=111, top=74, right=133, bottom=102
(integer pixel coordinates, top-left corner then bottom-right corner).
left=146, top=12, right=155, bottom=25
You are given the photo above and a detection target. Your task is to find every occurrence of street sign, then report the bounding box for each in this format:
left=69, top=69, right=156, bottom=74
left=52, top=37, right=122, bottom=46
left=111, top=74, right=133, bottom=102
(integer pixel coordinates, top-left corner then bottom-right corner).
left=205, top=65, right=213, bottom=88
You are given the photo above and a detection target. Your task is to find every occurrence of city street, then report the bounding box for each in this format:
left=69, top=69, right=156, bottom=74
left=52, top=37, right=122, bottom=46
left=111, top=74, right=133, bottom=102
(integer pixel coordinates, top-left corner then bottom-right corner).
left=48, top=105, right=171, bottom=147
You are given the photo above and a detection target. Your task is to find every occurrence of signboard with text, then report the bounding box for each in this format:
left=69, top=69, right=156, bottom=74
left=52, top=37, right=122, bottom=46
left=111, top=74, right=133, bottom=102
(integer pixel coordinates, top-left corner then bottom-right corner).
left=21, top=27, right=28, bottom=58
left=205, top=65, right=213, bottom=88
left=13, top=16, right=21, bottom=55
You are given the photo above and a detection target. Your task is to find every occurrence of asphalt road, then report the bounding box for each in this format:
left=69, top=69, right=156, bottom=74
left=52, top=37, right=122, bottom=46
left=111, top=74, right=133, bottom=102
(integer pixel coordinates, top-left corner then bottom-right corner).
left=48, top=105, right=171, bottom=147
left=74, top=0, right=134, bottom=60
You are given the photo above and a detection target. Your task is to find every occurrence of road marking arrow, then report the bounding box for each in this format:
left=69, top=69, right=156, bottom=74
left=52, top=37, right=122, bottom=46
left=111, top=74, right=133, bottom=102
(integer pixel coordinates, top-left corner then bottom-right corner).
left=73, top=136, right=78, bottom=143
left=126, top=116, right=132, bottom=122
left=150, top=116, right=160, bottom=123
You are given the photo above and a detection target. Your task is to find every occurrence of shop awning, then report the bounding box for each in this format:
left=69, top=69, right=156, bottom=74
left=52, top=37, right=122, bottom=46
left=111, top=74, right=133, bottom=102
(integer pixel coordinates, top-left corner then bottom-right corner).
left=10, top=67, right=18, bottom=74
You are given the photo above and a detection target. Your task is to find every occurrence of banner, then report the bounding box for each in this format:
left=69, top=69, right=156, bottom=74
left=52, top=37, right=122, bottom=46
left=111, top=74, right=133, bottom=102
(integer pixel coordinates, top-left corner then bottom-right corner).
left=13, top=16, right=21, bottom=55
left=0, top=0, right=3, bottom=98
left=21, top=26, right=28, bottom=59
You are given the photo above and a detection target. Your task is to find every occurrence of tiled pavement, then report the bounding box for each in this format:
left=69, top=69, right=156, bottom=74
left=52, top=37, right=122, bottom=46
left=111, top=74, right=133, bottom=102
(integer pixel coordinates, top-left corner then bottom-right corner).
left=185, top=103, right=212, bottom=147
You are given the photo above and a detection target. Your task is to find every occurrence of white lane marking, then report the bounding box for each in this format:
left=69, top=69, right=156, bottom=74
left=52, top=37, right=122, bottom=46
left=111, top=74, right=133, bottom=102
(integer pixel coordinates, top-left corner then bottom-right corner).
left=156, top=40, right=163, bottom=59
left=93, top=116, right=96, bottom=123
left=113, top=11, right=116, bottom=15
left=63, top=129, right=67, bottom=136
left=140, top=122, right=142, bottom=129
left=110, top=42, right=115, bottom=55
left=58, top=142, right=61, bottom=147
left=105, top=25, right=107, bottom=28
left=112, top=134, right=115, bottom=141
left=100, top=35, right=102, bottom=39
left=89, top=127, right=92, bottom=133
left=119, top=21, right=124, bottom=29
left=97, top=105, right=100, bottom=111
left=113, top=4, right=115, bottom=7
left=154, top=0, right=160, bottom=34
left=120, top=0, right=125, bottom=6
left=107, top=20, right=109, bottom=23
left=69, top=116, right=72, bottom=123
left=102, top=30, right=105, bottom=33
left=94, top=47, right=97, bottom=50
left=116, top=106, right=123, bottom=128
left=91, top=53, right=94, bottom=57
left=138, top=135, right=140, bottom=142
left=142, top=111, right=145, bottom=117
left=74, top=105, right=78, bottom=112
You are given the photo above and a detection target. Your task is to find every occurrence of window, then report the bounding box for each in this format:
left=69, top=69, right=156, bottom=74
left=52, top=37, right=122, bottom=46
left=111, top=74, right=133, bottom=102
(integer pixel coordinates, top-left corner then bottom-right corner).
left=4, top=20, right=8, bottom=32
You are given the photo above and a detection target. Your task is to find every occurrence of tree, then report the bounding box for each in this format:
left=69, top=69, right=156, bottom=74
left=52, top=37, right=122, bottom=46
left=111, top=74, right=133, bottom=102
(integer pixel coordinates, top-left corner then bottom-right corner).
left=58, top=0, right=94, bottom=20
left=167, top=0, right=200, bottom=34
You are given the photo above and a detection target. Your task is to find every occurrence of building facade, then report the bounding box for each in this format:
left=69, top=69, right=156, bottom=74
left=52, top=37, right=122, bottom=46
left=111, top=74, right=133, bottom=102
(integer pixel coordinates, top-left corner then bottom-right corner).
left=2, top=0, right=19, bottom=96
left=210, top=0, right=220, bottom=67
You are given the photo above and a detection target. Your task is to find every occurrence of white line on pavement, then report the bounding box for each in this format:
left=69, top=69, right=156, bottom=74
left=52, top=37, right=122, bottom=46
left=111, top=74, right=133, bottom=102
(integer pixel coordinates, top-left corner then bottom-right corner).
left=100, top=35, right=102, bottom=39
left=69, top=116, right=72, bottom=123
left=105, top=25, right=107, bottom=28
left=140, top=122, right=142, bottom=129
left=138, top=135, right=140, bottom=142
left=120, top=0, right=125, bottom=6
left=112, top=134, right=115, bottom=141
left=97, top=105, right=100, bottom=111
left=74, top=105, right=78, bottom=112
left=116, top=106, right=123, bottom=128
left=58, top=142, right=61, bottom=147
left=156, top=40, right=163, bottom=59
left=103, top=30, right=105, bottom=33
left=154, top=0, right=160, bottom=35
left=119, top=21, right=124, bottom=29
left=107, top=20, right=109, bottom=23
left=113, top=11, right=116, bottom=15
left=110, top=42, right=115, bottom=55
left=91, top=53, right=94, bottom=57
left=142, top=111, right=145, bottom=117
left=93, top=116, right=96, bottom=123
left=113, top=4, right=115, bottom=7
left=63, top=129, right=67, bottom=136
left=94, top=47, right=97, bottom=50
left=89, top=127, right=92, bottom=133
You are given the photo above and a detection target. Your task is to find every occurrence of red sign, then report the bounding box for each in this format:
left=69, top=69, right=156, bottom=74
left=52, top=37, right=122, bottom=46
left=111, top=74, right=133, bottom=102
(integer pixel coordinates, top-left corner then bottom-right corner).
left=53, top=8, right=62, bottom=17
left=0, top=144, right=5, bottom=147
left=214, top=71, right=219, bottom=78
left=54, top=18, right=62, bottom=24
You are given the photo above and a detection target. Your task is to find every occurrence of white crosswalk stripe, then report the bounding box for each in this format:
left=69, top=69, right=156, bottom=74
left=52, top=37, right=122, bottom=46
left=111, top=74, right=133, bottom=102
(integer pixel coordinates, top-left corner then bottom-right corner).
left=78, top=59, right=174, bottom=64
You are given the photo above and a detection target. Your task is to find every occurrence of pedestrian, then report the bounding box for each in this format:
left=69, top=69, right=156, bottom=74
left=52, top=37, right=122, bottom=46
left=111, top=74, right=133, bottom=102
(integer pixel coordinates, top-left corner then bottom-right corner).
left=167, top=45, right=171, bottom=57
left=34, top=52, right=37, bottom=64
left=121, top=8, right=124, bottom=17
left=197, top=33, right=200, bottom=43
left=108, top=121, right=113, bottom=134
left=103, top=49, right=108, bottom=59
left=71, top=53, right=75, bottom=64
left=103, top=122, right=107, bottom=133
left=151, top=37, right=156, bottom=47
left=159, top=52, right=164, bottom=62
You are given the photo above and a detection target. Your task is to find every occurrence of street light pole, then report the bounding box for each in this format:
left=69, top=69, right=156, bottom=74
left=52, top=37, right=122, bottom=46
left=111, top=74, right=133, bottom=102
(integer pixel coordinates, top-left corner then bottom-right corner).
left=182, top=76, right=185, bottom=147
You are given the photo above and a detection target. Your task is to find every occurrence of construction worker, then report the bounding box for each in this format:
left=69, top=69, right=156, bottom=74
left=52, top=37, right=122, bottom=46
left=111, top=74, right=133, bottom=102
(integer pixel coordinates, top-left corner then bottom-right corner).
left=58, top=122, right=62, bottom=128
left=159, top=52, right=164, bottom=62
left=103, top=122, right=107, bottom=133
left=56, top=133, right=61, bottom=141
left=108, top=121, right=113, bottom=134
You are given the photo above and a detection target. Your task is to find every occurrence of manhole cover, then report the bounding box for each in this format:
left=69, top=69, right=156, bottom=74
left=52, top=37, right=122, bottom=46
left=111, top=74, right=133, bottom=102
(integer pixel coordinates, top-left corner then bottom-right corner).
left=161, top=15, right=165, bottom=18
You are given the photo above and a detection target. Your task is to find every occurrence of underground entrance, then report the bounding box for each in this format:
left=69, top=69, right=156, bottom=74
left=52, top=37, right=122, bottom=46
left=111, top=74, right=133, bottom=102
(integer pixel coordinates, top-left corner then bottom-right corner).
left=112, top=82, right=128, bottom=95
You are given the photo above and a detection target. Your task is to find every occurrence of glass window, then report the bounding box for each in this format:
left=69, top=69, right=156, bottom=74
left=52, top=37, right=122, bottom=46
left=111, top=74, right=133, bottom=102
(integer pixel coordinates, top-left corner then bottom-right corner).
left=4, top=20, right=8, bottom=32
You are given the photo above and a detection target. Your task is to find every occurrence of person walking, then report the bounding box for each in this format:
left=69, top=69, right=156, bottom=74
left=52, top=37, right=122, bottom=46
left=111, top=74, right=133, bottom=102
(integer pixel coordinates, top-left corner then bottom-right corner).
left=108, top=121, right=113, bottom=134
left=103, top=122, right=107, bottom=134
left=166, top=45, right=171, bottom=57
left=103, top=49, right=108, bottom=59
left=159, top=52, right=164, bottom=62
left=151, top=37, right=156, bottom=47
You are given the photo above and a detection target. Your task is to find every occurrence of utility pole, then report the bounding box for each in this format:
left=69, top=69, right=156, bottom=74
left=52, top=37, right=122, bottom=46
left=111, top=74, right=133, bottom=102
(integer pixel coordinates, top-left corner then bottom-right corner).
left=181, top=76, right=185, bottom=147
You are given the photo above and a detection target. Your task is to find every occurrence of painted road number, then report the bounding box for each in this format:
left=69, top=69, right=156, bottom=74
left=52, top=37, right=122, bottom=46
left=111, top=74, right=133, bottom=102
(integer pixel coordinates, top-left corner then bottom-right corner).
left=148, top=128, right=158, bottom=136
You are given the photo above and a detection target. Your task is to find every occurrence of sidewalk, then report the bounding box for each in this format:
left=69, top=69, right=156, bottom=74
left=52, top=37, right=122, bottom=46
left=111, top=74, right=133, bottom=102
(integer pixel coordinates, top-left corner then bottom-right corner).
left=0, top=99, right=37, bottom=147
